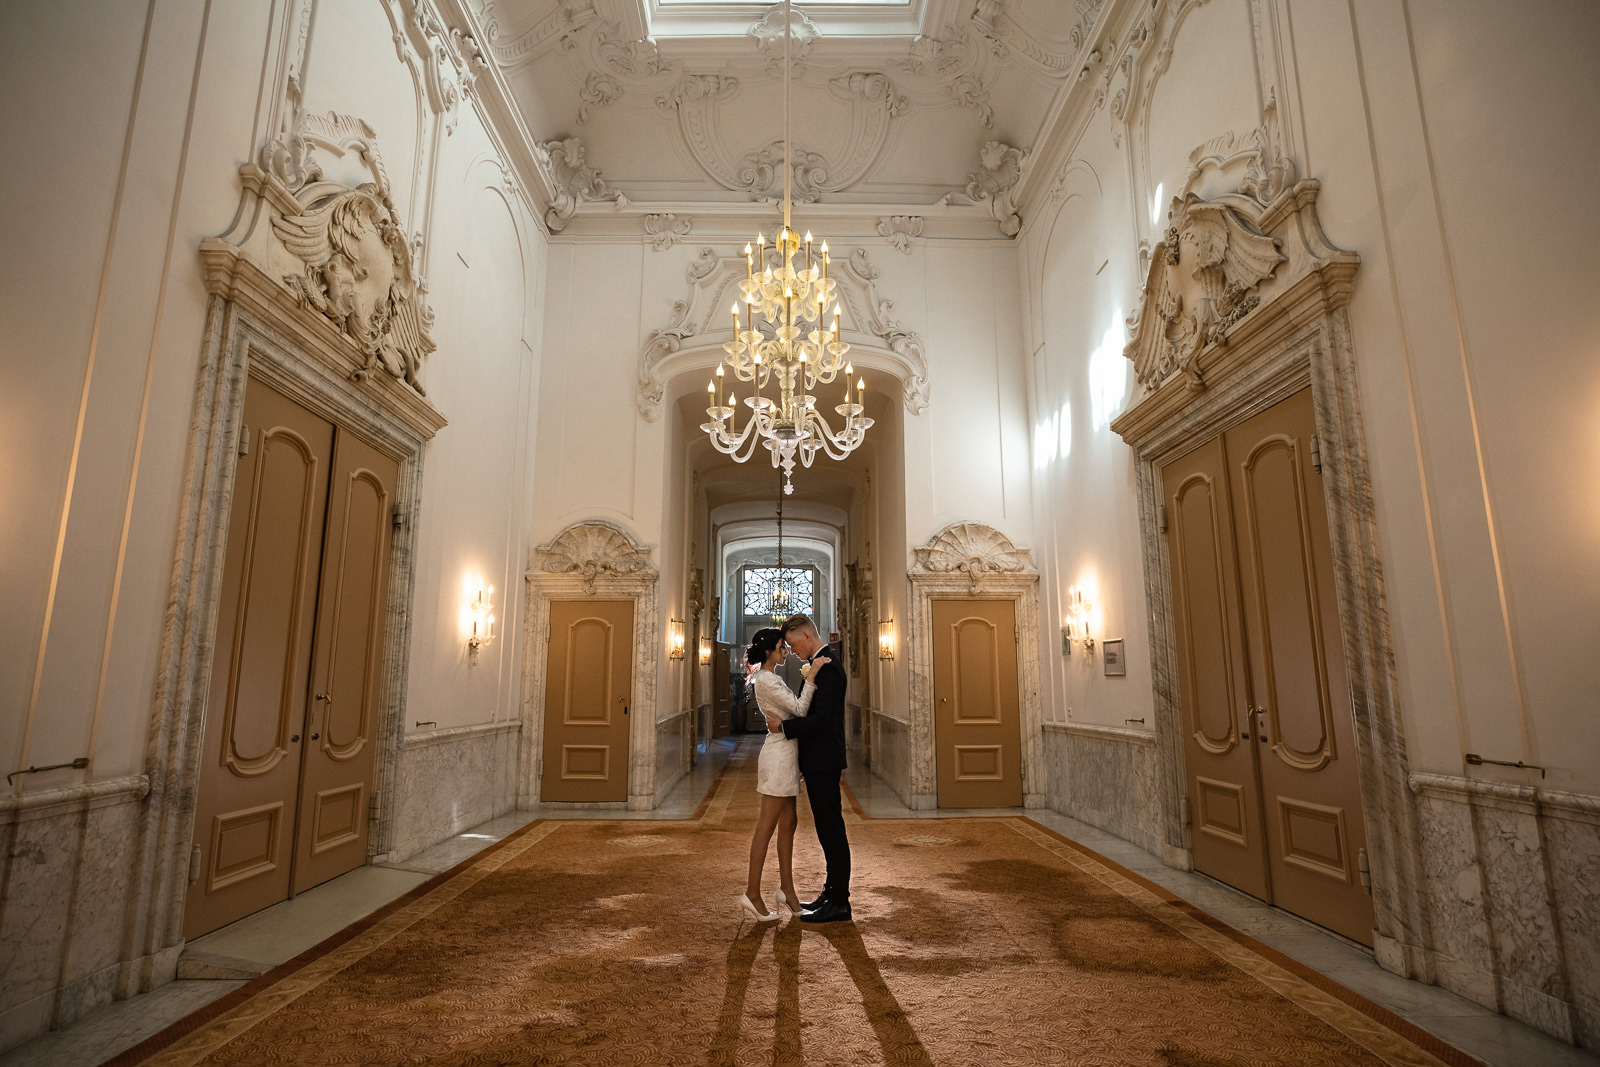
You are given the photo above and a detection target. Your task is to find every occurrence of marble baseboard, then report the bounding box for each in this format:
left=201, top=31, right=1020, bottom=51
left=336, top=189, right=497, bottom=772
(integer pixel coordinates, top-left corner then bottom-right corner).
left=653, top=711, right=691, bottom=806
left=0, top=778, right=148, bottom=1053
left=1041, top=723, right=1161, bottom=855
left=867, top=711, right=913, bottom=807
left=1410, top=773, right=1600, bottom=1048
left=388, top=722, right=519, bottom=863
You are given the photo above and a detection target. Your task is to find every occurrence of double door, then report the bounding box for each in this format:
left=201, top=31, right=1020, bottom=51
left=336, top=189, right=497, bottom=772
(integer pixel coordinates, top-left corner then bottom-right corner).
left=1163, top=389, right=1373, bottom=944
left=185, top=380, right=398, bottom=939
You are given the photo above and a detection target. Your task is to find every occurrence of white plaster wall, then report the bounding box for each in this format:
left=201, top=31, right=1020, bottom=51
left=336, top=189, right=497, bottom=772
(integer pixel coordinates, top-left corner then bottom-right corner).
left=1017, top=0, right=1600, bottom=1044
left=0, top=0, right=546, bottom=1047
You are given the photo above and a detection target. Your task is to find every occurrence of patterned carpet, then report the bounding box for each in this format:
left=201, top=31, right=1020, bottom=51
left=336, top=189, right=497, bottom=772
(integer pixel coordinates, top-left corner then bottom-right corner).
left=113, top=740, right=1479, bottom=1066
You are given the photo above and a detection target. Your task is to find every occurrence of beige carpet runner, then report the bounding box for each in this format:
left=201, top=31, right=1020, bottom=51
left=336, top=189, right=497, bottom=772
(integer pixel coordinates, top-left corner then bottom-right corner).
left=113, top=740, right=1478, bottom=1065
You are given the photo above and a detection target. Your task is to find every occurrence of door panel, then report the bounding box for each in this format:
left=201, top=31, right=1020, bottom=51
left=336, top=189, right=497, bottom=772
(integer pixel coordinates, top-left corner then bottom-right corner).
left=933, top=600, right=1023, bottom=808
left=1225, top=389, right=1373, bottom=944
left=186, top=381, right=333, bottom=938
left=543, top=601, right=633, bottom=802
left=1164, top=439, right=1269, bottom=901
left=292, top=431, right=397, bottom=893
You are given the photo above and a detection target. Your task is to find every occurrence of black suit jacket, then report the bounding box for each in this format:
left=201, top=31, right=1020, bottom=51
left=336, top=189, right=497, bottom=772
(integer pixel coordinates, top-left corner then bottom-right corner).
left=781, top=654, right=848, bottom=774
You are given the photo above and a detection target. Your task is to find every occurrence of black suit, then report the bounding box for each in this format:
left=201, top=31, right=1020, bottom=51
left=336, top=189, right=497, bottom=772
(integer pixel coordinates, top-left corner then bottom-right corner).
left=781, top=653, right=850, bottom=901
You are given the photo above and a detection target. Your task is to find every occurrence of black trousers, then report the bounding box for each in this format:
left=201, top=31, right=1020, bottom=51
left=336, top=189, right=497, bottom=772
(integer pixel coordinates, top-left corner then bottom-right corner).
left=803, top=768, right=850, bottom=900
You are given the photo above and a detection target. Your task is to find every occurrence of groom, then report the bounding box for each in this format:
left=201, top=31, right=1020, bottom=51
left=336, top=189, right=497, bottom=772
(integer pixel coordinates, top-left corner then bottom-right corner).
left=765, top=613, right=852, bottom=923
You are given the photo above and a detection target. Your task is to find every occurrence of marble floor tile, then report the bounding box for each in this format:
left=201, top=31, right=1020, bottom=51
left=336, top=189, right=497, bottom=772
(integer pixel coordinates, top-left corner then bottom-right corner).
left=1406, top=1011, right=1600, bottom=1067
left=186, top=866, right=433, bottom=971
left=0, top=980, right=247, bottom=1067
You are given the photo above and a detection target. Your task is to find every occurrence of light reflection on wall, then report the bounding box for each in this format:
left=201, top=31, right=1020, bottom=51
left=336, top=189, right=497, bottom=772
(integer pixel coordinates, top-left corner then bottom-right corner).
left=1089, top=311, right=1128, bottom=430
left=1032, top=401, right=1072, bottom=468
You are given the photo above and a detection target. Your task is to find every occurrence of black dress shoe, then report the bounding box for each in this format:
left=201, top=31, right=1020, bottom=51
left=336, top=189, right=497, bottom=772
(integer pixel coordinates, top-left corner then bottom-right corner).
left=802, top=889, right=831, bottom=911
left=801, top=900, right=852, bottom=924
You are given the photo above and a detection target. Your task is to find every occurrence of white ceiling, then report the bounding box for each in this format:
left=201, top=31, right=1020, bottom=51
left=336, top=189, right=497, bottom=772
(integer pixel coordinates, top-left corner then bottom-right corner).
left=470, top=0, right=1101, bottom=228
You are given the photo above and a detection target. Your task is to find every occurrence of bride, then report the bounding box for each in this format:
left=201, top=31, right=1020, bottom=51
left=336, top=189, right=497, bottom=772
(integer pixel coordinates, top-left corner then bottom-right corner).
left=739, top=626, right=830, bottom=922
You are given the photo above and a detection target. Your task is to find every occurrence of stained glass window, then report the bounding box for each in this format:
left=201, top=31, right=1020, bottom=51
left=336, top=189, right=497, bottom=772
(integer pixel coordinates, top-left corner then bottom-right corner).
left=742, top=567, right=813, bottom=618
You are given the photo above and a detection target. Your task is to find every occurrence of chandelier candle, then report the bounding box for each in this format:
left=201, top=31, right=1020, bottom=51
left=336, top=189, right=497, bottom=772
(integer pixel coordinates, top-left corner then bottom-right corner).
left=700, top=0, right=873, bottom=494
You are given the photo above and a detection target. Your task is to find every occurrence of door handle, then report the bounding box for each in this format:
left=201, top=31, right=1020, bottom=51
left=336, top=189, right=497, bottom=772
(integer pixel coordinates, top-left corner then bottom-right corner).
left=290, top=734, right=300, bottom=743
left=315, top=693, right=333, bottom=704
left=311, top=733, right=320, bottom=740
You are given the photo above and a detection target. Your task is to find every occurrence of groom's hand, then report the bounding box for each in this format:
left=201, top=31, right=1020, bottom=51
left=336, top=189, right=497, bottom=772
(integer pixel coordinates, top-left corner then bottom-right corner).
left=764, top=711, right=783, bottom=734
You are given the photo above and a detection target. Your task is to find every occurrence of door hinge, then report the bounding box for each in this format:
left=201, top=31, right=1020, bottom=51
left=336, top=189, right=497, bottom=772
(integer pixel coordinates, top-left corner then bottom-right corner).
left=392, top=503, right=404, bottom=530
left=369, top=791, right=382, bottom=819
left=188, top=844, right=202, bottom=885
left=1157, top=503, right=1168, bottom=532
left=1357, top=846, right=1371, bottom=893
left=1309, top=434, right=1323, bottom=474
left=1179, top=794, right=1192, bottom=827
left=237, top=425, right=250, bottom=457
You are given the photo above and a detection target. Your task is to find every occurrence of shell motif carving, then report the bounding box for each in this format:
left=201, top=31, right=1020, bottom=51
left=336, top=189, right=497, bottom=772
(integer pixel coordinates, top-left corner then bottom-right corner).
left=913, top=521, right=1035, bottom=591
left=535, top=521, right=654, bottom=593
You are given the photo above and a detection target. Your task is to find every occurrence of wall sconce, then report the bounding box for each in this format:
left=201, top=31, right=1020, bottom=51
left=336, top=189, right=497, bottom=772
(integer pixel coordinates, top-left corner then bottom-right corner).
left=669, top=619, right=686, bottom=661
left=878, top=619, right=895, bottom=661
left=467, top=583, right=495, bottom=653
left=698, top=635, right=712, bottom=666
left=1064, top=586, right=1095, bottom=655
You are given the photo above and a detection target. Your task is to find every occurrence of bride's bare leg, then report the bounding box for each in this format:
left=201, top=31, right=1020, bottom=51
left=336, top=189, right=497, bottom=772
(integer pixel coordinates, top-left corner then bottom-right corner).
left=746, top=794, right=784, bottom=903
left=777, top=797, right=800, bottom=909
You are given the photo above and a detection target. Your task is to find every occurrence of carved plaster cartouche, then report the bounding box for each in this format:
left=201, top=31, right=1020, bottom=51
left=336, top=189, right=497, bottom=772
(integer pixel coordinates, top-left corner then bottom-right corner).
left=534, top=520, right=653, bottom=594
left=273, top=182, right=436, bottom=393
left=912, top=520, right=1035, bottom=592
left=1122, top=194, right=1283, bottom=391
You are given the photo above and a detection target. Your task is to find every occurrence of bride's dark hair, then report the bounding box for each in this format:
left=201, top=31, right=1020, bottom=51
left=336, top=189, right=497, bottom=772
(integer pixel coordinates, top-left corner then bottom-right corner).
left=745, top=627, right=784, bottom=666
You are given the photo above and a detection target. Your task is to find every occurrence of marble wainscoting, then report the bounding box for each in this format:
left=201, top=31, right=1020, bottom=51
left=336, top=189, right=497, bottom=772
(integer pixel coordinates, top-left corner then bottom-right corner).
left=866, top=710, right=914, bottom=807
left=0, top=777, right=149, bottom=1052
left=1410, top=773, right=1600, bottom=1049
left=1041, top=723, right=1162, bottom=855
left=385, top=723, right=519, bottom=863
left=654, top=711, right=692, bottom=805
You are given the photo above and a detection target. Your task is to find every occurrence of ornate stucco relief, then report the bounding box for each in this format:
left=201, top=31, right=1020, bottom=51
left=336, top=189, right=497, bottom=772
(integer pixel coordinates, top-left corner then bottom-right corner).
left=1122, top=192, right=1283, bottom=391
left=941, top=141, right=1027, bottom=236
left=912, top=521, right=1036, bottom=593
left=643, top=213, right=692, bottom=250
left=213, top=108, right=441, bottom=398
left=538, top=136, right=628, bottom=231
left=876, top=216, right=924, bottom=255
left=533, top=520, right=655, bottom=594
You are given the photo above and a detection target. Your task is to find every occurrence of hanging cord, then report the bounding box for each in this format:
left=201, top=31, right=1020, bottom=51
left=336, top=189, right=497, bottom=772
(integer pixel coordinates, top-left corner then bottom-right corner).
left=783, top=0, right=792, bottom=231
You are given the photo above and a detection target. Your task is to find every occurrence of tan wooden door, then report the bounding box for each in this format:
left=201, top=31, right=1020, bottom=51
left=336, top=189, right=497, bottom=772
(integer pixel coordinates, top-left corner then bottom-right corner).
left=542, top=600, right=633, bottom=802
left=187, top=381, right=334, bottom=938
left=933, top=599, right=1023, bottom=808
left=1164, top=388, right=1373, bottom=944
left=1225, top=390, right=1373, bottom=944
left=1164, top=436, right=1269, bottom=901
left=291, top=431, right=397, bottom=894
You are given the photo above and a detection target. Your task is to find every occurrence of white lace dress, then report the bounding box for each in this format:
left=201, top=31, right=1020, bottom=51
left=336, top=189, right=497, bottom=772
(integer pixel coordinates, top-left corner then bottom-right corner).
left=753, top=668, right=815, bottom=797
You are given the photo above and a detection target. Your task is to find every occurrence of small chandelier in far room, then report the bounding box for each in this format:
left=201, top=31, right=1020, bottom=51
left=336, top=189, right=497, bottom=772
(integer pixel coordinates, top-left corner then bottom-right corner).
left=701, top=0, right=873, bottom=495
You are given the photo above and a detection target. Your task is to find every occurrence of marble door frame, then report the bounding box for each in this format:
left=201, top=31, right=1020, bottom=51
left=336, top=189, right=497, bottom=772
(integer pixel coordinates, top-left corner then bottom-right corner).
left=1111, top=179, right=1430, bottom=977
left=138, top=256, right=444, bottom=978
left=521, top=521, right=661, bottom=811
left=905, top=523, right=1045, bottom=812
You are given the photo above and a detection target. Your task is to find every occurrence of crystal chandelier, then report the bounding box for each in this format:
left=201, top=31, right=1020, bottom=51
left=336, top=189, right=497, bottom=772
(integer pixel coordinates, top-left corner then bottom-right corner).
left=701, top=0, right=873, bottom=495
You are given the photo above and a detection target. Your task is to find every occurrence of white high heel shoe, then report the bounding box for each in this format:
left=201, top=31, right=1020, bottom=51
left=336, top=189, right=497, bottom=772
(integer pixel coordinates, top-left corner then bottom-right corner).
left=775, top=889, right=798, bottom=916
left=739, top=893, right=778, bottom=922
